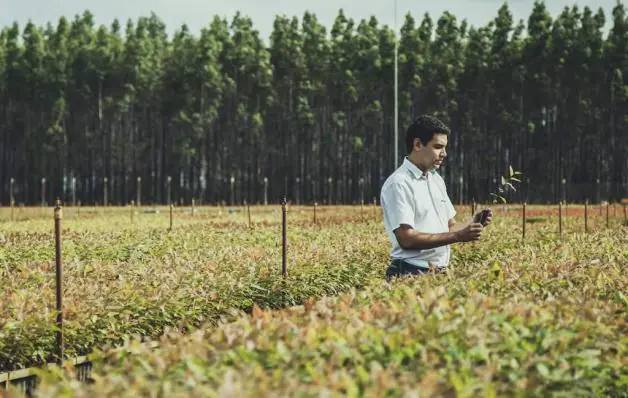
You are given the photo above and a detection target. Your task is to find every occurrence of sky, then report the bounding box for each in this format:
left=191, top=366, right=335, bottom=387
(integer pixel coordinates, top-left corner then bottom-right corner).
left=0, top=0, right=619, bottom=41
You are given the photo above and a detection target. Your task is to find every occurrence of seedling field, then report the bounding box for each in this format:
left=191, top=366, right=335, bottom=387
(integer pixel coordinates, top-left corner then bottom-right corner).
left=0, top=203, right=626, bottom=397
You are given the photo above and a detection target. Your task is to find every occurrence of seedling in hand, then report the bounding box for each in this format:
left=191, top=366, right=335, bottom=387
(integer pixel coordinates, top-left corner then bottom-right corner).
left=490, top=165, right=522, bottom=204
left=473, top=166, right=522, bottom=227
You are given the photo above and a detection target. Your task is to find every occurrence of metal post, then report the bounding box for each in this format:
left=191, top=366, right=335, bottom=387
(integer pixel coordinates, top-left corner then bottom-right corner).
left=199, top=176, right=205, bottom=205
left=281, top=196, right=287, bottom=278
left=373, top=198, right=377, bottom=221
left=136, top=177, right=141, bottom=206
left=71, top=177, right=76, bottom=206
left=313, top=202, right=317, bottom=224
left=263, top=177, right=268, bottom=205
left=361, top=199, right=364, bottom=220
left=41, top=177, right=46, bottom=207
left=167, top=176, right=172, bottom=206
left=359, top=177, right=364, bottom=204
left=230, top=176, right=235, bottom=206
left=327, top=177, right=332, bottom=205
left=54, top=200, right=63, bottom=365
left=103, top=177, right=108, bottom=207
left=393, top=0, right=398, bottom=169
left=10, top=177, right=14, bottom=221
left=458, top=175, right=463, bottom=206
left=561, top=178, right=566, bottom=205
left=9, top=177, right=14, bottom=205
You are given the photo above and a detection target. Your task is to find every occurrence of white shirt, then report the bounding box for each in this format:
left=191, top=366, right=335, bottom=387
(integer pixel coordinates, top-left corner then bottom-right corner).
left=380, top=157, right=457, bottom=269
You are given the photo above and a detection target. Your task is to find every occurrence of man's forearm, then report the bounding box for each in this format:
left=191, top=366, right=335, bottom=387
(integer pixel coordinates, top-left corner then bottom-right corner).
left=399, top=230, right=459, bottom=251
left=448, top=221, right=468, bottom=233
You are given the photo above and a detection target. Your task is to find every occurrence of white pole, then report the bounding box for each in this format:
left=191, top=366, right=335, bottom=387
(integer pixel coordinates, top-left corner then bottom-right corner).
left=394, top=0, right=399, bottom=169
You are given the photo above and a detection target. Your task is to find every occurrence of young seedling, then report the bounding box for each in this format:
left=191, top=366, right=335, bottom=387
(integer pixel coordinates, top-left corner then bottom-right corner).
left=475, top=166, right=523, bottom=226
left=490, top=165, right=522, bottom=205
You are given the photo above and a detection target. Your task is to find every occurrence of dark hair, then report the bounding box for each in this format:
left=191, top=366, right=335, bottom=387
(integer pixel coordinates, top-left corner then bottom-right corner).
left=405, top=115, right=450, bottom=154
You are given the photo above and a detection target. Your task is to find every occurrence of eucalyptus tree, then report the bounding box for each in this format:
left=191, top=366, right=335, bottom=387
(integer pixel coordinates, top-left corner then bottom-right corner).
left=604, top=2, right=627, bottom=201
left=0, top=3, right=625, bottom=204
left=300, top=11, right=329, bottom=203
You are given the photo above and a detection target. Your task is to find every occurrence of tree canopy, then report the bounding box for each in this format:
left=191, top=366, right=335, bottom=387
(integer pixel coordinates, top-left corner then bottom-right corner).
left=0, top=2, right=626, bottom=205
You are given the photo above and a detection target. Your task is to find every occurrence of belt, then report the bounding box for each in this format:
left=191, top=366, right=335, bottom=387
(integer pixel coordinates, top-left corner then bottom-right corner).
left=389, top=258, right=447, bottom=274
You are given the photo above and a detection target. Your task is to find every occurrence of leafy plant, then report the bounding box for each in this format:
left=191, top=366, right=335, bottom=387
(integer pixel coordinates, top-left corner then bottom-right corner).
left=2, top=205, right=626, bottom=398
left=0, top=206, right=387, bottom=372
left=490, top=165, right=522, bottom=204
left=29, top=217, right=628, bottom=397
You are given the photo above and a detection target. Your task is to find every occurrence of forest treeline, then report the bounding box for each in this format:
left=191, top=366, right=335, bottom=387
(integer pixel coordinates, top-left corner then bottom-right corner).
left=0, top=1, right=626, bottom=205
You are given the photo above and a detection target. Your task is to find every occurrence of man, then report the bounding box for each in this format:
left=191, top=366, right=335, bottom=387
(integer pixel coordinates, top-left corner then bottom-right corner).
left=380, top=115, right=492, bottom=280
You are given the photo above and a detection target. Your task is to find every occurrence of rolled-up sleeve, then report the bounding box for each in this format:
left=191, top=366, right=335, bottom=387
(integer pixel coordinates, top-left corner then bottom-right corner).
left=381, top=182, right=415, bottom=231
left=439, top=179, right=457, bottom=220
left=446, top=196, right=456, bottom=220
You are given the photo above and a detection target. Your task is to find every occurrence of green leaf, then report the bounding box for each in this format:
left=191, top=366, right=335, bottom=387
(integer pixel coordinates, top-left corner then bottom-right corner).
left=536, top=363, right=550, bottom=378
left=490, top=193, right=507, bottom=204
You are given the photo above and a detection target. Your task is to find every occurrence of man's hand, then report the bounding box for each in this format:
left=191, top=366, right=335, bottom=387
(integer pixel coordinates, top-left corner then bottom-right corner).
left=454, top=222, right=483, bottom=242
left=473, top=208, right=493, bottom=227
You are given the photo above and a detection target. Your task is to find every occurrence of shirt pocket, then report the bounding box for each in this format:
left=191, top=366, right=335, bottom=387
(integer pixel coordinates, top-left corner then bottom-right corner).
left=414, top=197, right=428, bottom=221
left=431, top=182, right=451, bottom=222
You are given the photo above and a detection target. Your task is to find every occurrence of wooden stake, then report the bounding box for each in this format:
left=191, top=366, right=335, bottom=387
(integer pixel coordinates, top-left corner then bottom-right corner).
left=247, top=202, right=252, bottom=229
left=585, top=199, right=589, bottom=233
left=360, top=200, right=364, bottom=220
left=169, top=203, right=173, bottom=231
left=54, top=200, right=64, bottom=365
left=9, top=178, right=14, bottom=221
left=606, top=201, right=609, bottom=228
left=522, top=202, right=526, bottom=242
left=558, top=201, right=563, bottom=239
left=281, top=196, right=287, bottom=278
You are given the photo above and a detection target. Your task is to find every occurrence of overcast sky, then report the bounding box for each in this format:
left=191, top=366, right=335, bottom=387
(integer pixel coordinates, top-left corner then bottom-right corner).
left=0, top=0, right=618, bottom=41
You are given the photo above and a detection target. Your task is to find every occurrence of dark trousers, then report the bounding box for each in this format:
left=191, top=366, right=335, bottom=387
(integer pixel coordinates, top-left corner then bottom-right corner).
left=385, top=259, right=445, bottom=281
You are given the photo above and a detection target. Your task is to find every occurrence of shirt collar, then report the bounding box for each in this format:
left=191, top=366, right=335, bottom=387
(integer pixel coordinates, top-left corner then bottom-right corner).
left=403, top=157, right=436, bottom=180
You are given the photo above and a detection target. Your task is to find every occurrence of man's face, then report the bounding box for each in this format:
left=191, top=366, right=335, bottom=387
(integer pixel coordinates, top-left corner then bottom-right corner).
left=415, top=133, right=448, bottom=170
